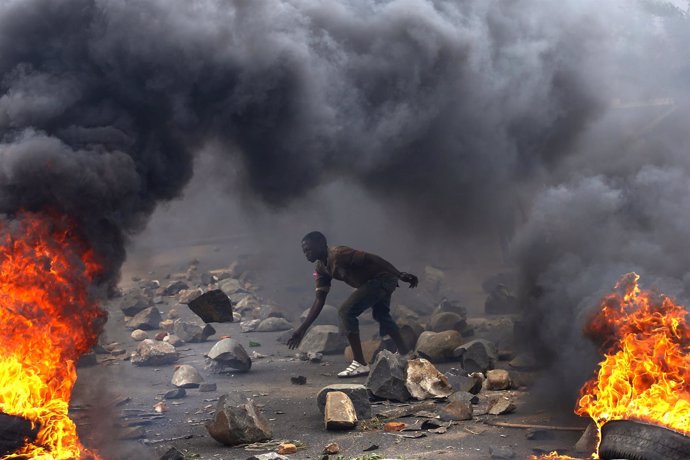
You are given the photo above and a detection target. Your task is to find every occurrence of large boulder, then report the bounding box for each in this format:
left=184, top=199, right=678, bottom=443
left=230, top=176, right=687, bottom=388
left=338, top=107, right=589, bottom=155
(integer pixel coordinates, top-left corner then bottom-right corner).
left=415, top=330, right=463, bottom=362
left=405, top=358, right=453, bottom=400
left=126, top=307, right=162, bottom=331
left=324, top=392, right=357, bottom=430
left=120, top=293, right=151, bottom=317
left=131, top=339, right=179, bottom=366
left=188, top=289, right=234, bottom=323
left=298, top=325, right=347, bottom=355
left=365, top=350, right=410, bottom=402
left=173, top=319, right=216, bottom=343
left=428, top=311, right=467, bottom=333
left=317, top=384, right=371, bottom=419
left=206, top=396, right=272, bottom=446
left=453, top=339, right=497, bottom=373
left=256, top=317, right=293, bottom=332
left=206, top=338, right=252, bottom=372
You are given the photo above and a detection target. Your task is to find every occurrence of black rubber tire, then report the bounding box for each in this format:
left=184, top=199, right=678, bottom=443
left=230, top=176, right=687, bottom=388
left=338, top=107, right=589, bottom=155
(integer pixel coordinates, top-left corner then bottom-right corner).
left=599, top=420, right=690, bottom=460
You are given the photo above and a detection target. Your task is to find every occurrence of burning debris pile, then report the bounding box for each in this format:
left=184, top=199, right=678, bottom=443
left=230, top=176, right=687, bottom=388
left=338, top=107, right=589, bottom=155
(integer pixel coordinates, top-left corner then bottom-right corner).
left=0, top=211, right=105, bottom=459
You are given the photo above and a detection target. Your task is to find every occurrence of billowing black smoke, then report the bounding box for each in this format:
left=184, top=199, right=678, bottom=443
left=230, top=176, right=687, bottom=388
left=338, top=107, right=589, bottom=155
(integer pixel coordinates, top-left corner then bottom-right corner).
left=0, top=0, right=609, bottom=284
left=1, top=0, right=689, bottom=393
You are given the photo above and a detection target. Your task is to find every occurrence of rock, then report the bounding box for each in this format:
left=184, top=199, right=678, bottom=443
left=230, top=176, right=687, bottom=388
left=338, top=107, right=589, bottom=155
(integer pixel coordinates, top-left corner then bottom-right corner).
left=421, top=265, right=445, bottom=296
left=171, top=364, right=203, bottom=388
left=247, top=454, right=288, bottom=460
left=154, top=331, right=168, bottom=341
left=323, top=442, right=340, bottom=455
left=391, top=304, right=419, bottom=322
left=308, top=352, right=323, bottom=363
left=509, top=353, right=540, bottom=371
left=164, top=388, right=186, bottom=399
left=575, top=422, right=598, bottom=454
left=291, top=375, right=307, bottom=385
left=162, top=280, right=189, bottom=296
left=277, top=443, right=297, bottom=455
left=300, top=304, right=340, bottom=326
left=126, top=307, right=162, bottom=331
left=489, top=446, right=516, bottom=459
left=159, top=447, right=185, bottom=460
left=439, top=400, right=473, bottom=421
left=448, top=391, right=480, bottom=405
left=275, top=329, right=294, bottom=345
left=405, top=358, right=453, bottom=400
left=120, top=294, right=151, bottom=317
left=218, top=278, right=245, bottom=296
left=298, top=325, right=347, bottom=355
left=485, top=284, right=518, bottom=314
left=397, top=319, right=425, bottom=352
left=131, top=339, right=179, bottom=366
left=206, top=396, right=272, bottom=446
left=163, top=334, right=185, bottom=347
left=317, top=384, right=372, bottom=419
left=241, top=319, right=262, bottom=333
left=365, top=350, right=410, bottom=402
left=445, top=368, right=483, bottom=394
left=199, top=383, right=217, bottom=393
left=428, top=311, right=467, bottom=333
left=177, top=288, right=203, bottom=304
left=486, top=369, right=512, bottom=391
left=260, top=304, right=288, bottom=320
left=488, top=396, right=516, bottom=415
left=453, top=339, right=498, bottom=373
left=235, top=295, right=261, bottom=314
left=206, top=338, right=252, bottom=372
left=383, top=422, right=406, bottom=431
left=130, top=329, right=149, bottom=341
left=324, top=391, right=357, bottom=430
left=415, top=330, right=463, bottom=362
left=256, top=317, right=293, bottom=332
left=432, top=298, right=467, bottom=319
left=188, top=289, right=234, bottom=323
left=173, top=319, right=216, bottom=343
left=344, top=339, right=381, bottom=364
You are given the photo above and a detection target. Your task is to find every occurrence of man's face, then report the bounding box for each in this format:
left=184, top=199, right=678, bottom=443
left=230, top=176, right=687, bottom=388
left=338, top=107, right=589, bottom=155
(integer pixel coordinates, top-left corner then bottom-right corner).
left=301, top=240, right=323, bottom=262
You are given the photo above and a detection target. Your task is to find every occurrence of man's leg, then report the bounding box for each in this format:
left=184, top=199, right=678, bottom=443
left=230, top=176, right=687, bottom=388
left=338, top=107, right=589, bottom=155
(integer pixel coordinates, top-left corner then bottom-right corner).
left=337, top=282, right=383, bottom=376
left=372, top=278, right=411, bottom=355
left=347, top=332, right=366, bottom=365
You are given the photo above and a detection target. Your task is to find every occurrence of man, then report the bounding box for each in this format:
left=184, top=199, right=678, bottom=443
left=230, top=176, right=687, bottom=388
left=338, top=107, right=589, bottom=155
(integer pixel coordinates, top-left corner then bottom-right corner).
left=287, top=231, right=418, bottom=377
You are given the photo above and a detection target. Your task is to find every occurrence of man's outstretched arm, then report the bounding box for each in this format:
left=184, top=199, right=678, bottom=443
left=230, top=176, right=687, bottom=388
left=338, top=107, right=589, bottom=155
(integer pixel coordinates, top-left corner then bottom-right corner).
left=287, top=289, right=328, bottom=349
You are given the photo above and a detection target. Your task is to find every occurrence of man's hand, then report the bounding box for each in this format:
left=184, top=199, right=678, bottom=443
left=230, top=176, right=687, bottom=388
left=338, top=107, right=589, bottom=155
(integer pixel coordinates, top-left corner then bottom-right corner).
left=399, top=272, right=418, bottom=288
left=287, top=329, right=306, bottom=349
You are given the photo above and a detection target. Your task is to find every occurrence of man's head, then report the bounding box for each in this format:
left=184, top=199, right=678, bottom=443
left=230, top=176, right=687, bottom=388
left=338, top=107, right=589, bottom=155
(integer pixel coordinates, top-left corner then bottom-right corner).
left=301, top=231, right=328, bottom=262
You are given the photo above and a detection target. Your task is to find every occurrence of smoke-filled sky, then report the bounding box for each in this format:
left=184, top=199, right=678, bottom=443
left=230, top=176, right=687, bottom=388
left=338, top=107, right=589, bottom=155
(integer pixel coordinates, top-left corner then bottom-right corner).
left=0, top=0, right=689, bottom=391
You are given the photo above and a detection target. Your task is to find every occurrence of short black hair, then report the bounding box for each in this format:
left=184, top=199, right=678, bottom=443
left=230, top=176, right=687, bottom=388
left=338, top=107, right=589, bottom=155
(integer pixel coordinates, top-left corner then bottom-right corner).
left=302, top=231, right=327, bottom=246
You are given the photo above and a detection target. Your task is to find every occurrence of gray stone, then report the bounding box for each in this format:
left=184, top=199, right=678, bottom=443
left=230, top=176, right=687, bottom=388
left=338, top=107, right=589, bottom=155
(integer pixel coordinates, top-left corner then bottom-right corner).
left=317, top=384, right=372, bottom=419
left=324, top=391, right=357, bottom=430
left=489, top=446, right=516, bottom=460
left=428, top=311, right=467, bottom=333
left=397, top=320, right=424, bottom=352
left=188, top=289, right=234, bottom=323
left=247, top=453, right=289, bottom=460
left=173, top=319, right=216, bottom=343
left=485, top=284, right=518, bottom=314
left=453, top=339, right=498, bottom=374
left=391, top=304, right=419, bottom=322
left=448, top=391, right=479, bottom=405
left=405, top=358, right=453, bottom=400
left=276, top=329, right=295, bottom=345
left=509, top=353, right=540, bottom=371
left=163, top=334, right=185, bottom=347
left=159, top=447, right=185, bottom=460
left=575, top=422, right=598, bottom=454
left=164, top=388, right=186, bottom=399
left=488, top=396, right=516, bottom=415
left=206, top=338, right=251, bottom=372
left=439, top=400, right=473, bottom=421
left=308, top=352, right=323, bottom=363
left=127, top=307, right=162, bottom=331
left=120, top=294, right=151, bottom=317
left=298, top=325, right=347, bottom=355
left=415, top=330, right=463, bottom=363
left=486, top=369, right=512, bottom=391
left=218, top=278, right=245, bottom=296
left=241, top=319, right=261, bottom=333
left=177, top=288, right=203, bottom=304
left=365, top=350, right=410, bottom=402
left=206, top=396, right=272, bottom=446
left=300, top=304, right=339, bottom=326
left=432, top=299, right=467, bottom=319
left=130, top=329, right=149, bottom=341
left=256, top=317, right=293, bottom=332
left=445, top=368, right=483, bottom=394
left=131, top=339, right=179, bottom=366
left=199, top=383, right=217, bottom=393
left=163, top=280, right=189, bottom=297
left=171, top=364, right=203, bottom=388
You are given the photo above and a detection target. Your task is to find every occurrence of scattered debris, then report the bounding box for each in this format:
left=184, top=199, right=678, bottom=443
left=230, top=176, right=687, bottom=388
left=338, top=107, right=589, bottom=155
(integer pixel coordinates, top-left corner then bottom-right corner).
left=324, top=391, right=357, bottom=430
left=439, top=400, right=473, bottom=421
left=365, top=350, right=411, bottom=402
left=276, top=442, right=297, bottom=455
left=453, top=339, right=498, bottom=373
left=415, top=330, right=464, bottom=362
left=171, top=364, right=203, bottom=388
left=486, top=369, right=512, bottom=391
left=405, top=358, right=453, bottom=400
left=173, top=319, right=216, bottom=343
left=158, top=446, right=185, bottom=460
left=317, top=384, right=372, bottom=419
left=384, top=421, right=406, bottom=432
left=323, top=442, right=340, bottom=454
left=488, top=396, right=516, bottom=415
left=291, top=375, right=307, bottom=385
left=127, top=307, right=163, bottom=331
left=298, top=325, right=348, bottom=354
left=206, top=396, right=272, bottom=446
left=206, top=337, right=252, bottom=372
left=131, top=339, right=179, bottom=366
left=257, top=317, right=293, bottom=332
left=188, top=289, right=234, bottom=322
left=163, top=388, right=186, bottom=400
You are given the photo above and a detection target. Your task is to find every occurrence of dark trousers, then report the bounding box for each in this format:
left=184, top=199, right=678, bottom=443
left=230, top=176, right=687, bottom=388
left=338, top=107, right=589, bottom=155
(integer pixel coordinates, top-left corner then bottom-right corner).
left=338, top=276, right=399, bottom=337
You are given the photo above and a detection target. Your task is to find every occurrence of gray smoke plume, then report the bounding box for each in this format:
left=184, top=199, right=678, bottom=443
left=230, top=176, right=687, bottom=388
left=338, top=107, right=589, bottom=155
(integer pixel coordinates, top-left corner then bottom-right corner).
left=0, top=0, right=688, bottom=394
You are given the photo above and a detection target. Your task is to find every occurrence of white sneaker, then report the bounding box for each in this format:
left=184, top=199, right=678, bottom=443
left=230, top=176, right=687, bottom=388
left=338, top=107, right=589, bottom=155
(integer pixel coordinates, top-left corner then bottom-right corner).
left=337, top=360, right=370, bottom=378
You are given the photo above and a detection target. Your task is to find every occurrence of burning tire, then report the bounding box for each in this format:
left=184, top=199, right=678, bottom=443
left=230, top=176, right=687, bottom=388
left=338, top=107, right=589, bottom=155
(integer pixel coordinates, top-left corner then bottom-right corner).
left=599, top=420, right=690, bottom=460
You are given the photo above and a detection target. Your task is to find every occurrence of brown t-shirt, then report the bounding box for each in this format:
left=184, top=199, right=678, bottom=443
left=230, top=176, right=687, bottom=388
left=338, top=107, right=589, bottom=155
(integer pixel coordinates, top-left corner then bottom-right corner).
left=313, top=246, right=399, bottom=292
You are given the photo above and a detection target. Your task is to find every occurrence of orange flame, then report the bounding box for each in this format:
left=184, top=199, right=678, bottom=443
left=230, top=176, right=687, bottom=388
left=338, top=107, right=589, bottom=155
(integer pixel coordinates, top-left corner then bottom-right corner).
left=0, top=211, right=105, bottom=459
left=576, top=272, right=690, bottom=436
